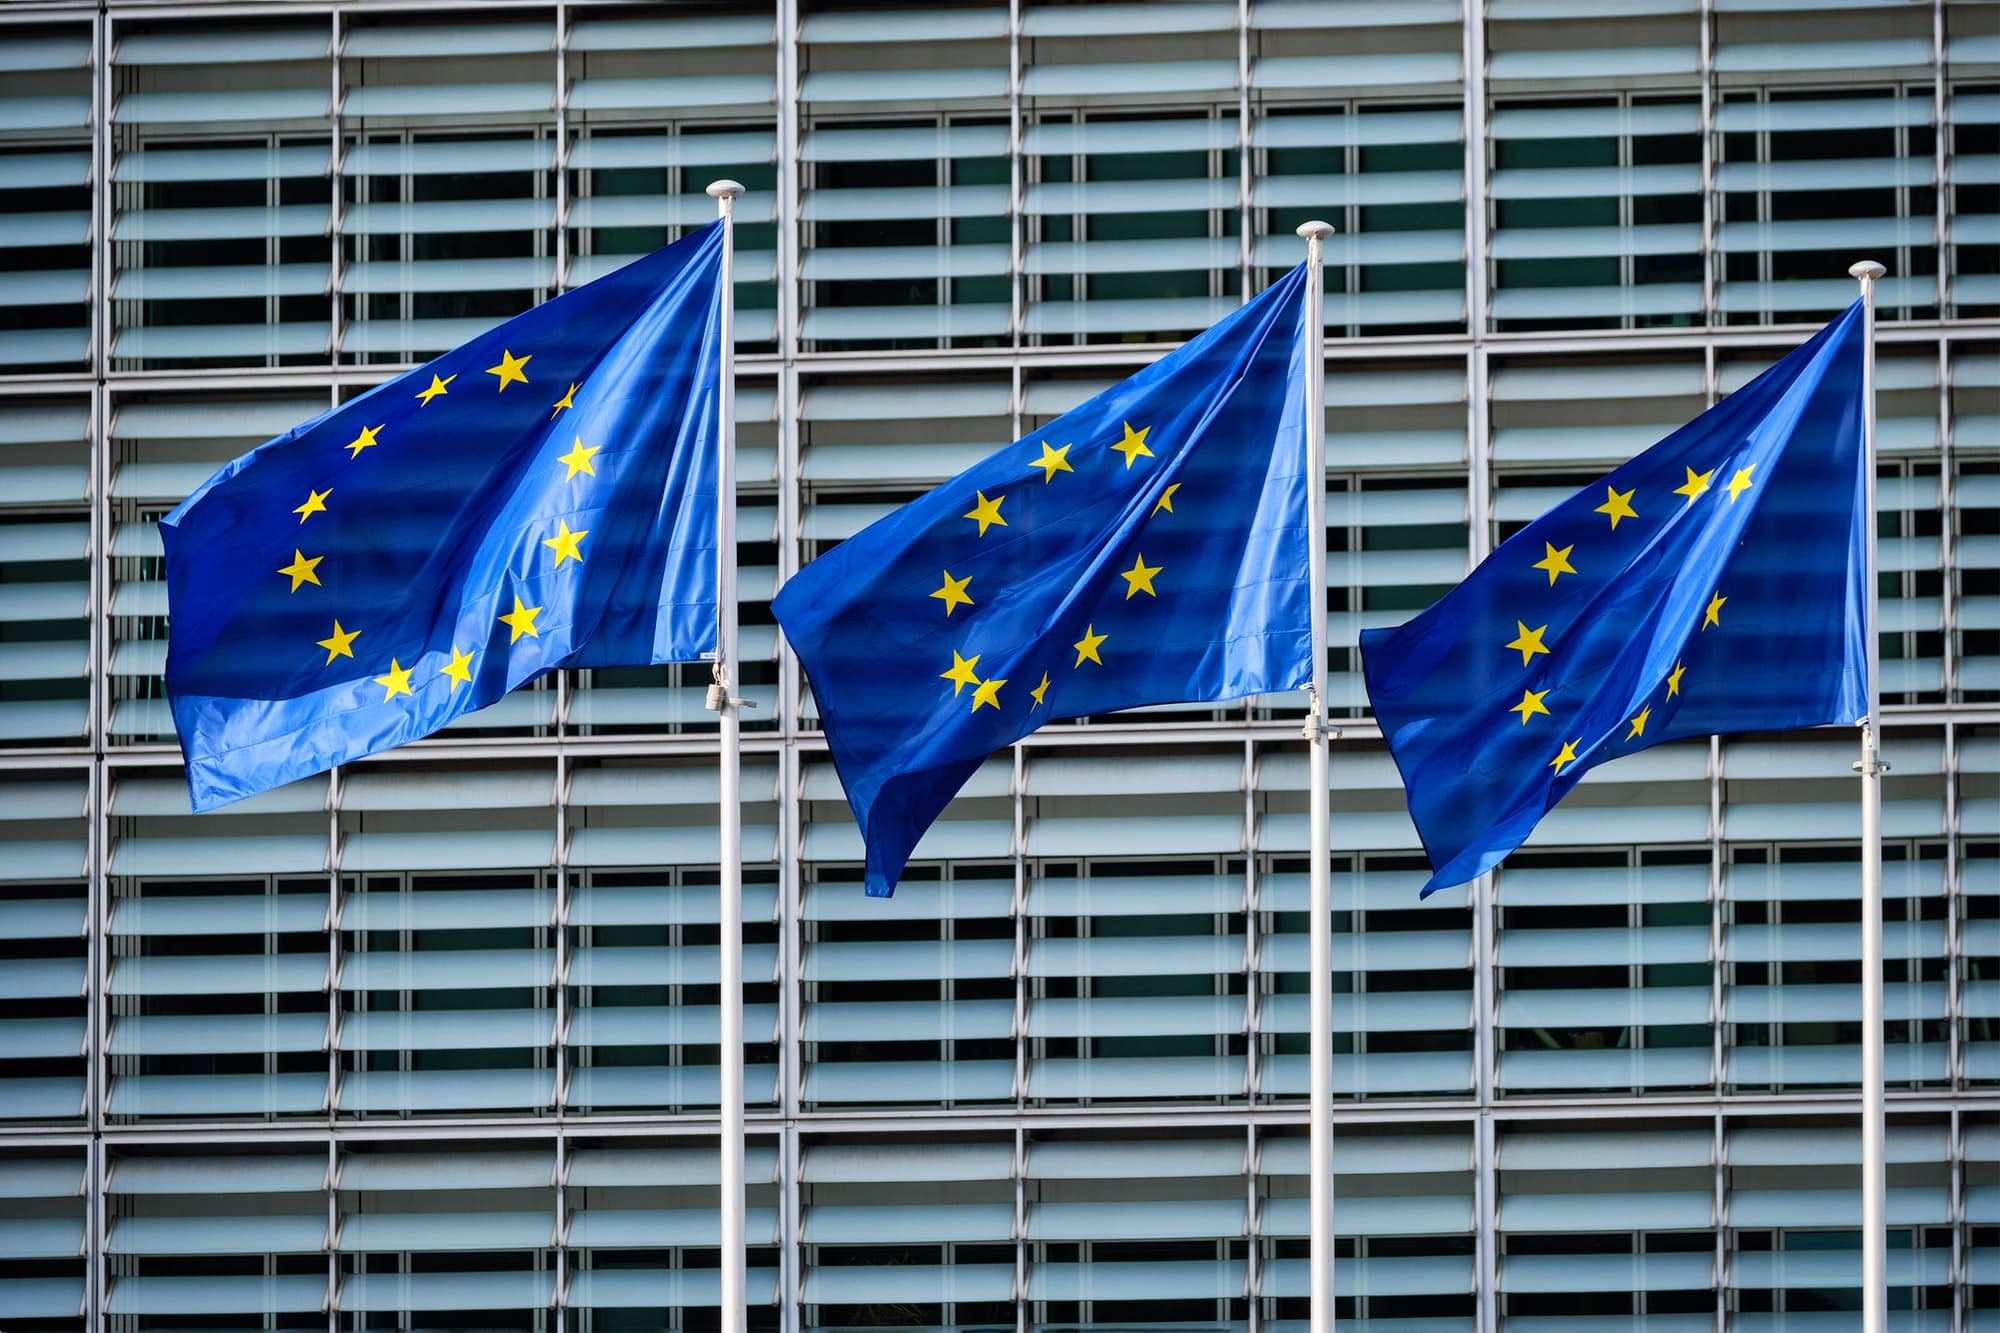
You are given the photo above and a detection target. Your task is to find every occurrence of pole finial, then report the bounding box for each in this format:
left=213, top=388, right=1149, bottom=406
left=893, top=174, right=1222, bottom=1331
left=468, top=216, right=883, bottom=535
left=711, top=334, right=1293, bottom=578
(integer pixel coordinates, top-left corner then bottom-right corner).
left=706, top=179, right=746, bottom=200
left=1296, top=220, right=1335, bottom=242
left=1849, top=259, right=1887, bottom=282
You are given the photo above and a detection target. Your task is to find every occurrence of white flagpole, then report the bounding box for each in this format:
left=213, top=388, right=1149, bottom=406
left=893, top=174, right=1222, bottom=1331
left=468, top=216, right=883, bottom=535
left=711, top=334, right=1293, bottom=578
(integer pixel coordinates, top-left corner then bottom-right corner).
left=1297, top=218, right=1336, bottom=1333
left=706, top=178, right=748, bottom=1333
left=1849, top=257, right=1888, bottom=1333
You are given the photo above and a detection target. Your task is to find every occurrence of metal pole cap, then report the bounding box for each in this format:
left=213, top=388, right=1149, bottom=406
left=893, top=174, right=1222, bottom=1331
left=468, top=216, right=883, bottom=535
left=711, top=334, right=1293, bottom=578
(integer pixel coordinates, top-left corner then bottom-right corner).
left=1849, top=259, right=1887, bottom=281
left=706, top=179, right=746, bottom=200
left=1296, top=220, right=1336, bottom=241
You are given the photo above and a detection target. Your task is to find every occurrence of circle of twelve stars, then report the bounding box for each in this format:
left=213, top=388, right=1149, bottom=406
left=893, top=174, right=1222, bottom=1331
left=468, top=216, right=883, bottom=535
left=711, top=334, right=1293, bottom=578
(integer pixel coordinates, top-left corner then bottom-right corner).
left=930, top=420, right=1176, bottom=718
left=279, top=348, right=591, bottom=703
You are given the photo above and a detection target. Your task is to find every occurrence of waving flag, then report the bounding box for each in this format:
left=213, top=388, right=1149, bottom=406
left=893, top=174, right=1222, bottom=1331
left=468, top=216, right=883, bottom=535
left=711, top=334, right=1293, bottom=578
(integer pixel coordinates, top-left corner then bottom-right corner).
left=164, top=223, right=725, bottom=810
left=1362, top=303, right=1869, bottom=894
left=774, top=264, right=1318, bottom=897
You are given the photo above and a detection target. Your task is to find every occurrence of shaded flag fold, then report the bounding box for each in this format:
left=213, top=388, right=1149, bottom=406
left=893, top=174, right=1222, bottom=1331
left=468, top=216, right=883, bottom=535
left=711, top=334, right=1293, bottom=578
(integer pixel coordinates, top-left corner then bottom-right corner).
left=1362, top=303, right=1870, bottom=895
left=775, top=264, right=1320, bottom=897
left=165, top=223, right=726, bottom=810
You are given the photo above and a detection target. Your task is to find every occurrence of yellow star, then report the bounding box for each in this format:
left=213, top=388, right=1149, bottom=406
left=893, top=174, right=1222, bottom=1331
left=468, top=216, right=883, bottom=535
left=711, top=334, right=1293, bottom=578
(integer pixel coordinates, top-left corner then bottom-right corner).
left=557, top=437, right=600, bottom=482
left=344, top=424, right=382, bottom=457
left=1505, top=621, right=1550, bottom=667
left=930, top=570, right=974, bottom=617
left=1626, top=705, right=1651, bottom=741
left=277, top=549, right=323, bottom=592
left=293, top=487, right=331, bottom=523
left=1532, top=541, right=1577, bottom=586
left=550, top=382, right=578, bottom=418
left=1594, top=486, right=1637, bottom=530
left=940, top=649, right=982, bottom=696
left=964, top=490, right=1007, bottom=537
left=1120, top=553, right=1162, bottom=599
left=1673, top=466, right=1713, bottom=502
left=1033, top=442, right=1073, bottom=483
left=1702, top=589, right=1726, bottom=630
left=485, top=348, right=531, bottom=391
left=499, top=594, right=542, bottom=643
left=1549, top=738, right=1582, bottom=776
left=1111, top=421, right=1154, bottom=469
left=541, top=519, right=589, bottom=567
left=1666, top=661, right=1685, bottom=697
left=1153, top=482, right=1181, bottom=515
left=1030, top=671, right=1050, bottom=708
left=373, top=658, right=413, bottom=700
left=969, top=675, right=1007, bottom=713
left=441, top=644, right=475, bottom=693
left=415, top=373, right=455, bottom=406
left=315, top=620, right=359, bottom=664
left=1072, top=624, right=1107, bottom=667
left=1510, top=687, right=1550, bottom=725
left=1725, top=465, right=1755, bottom=504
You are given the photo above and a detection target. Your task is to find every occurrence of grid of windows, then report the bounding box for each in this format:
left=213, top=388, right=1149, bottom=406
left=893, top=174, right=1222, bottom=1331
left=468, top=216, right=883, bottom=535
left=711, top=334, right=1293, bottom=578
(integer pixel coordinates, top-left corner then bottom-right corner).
left=1, top=0, right=1997, bottom=1328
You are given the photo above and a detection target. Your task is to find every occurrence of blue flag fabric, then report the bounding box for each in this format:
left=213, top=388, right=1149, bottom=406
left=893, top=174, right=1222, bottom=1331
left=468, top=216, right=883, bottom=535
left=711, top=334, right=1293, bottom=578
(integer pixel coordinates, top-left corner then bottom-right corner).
left=774, top=264, right=1318, bottom=897
left=165, top=223, right=725, bottom=811
left=1362, top=303, right=1869, bottom=895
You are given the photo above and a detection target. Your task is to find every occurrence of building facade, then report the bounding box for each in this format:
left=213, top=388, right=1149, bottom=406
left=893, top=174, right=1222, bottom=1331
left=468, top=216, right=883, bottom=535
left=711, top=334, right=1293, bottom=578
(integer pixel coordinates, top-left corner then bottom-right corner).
left=0, top=0, right=1996, bottom=1327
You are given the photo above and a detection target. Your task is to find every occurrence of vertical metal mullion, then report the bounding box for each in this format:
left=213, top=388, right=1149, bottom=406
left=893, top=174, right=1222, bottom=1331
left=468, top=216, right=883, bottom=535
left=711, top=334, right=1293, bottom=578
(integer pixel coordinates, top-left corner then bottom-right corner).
left=327, top=1137, right=339, bottom=1333
left=329, top=11, right=345, bottom=367
left=554, top=753, right=570, bottom=1116
left=1465, top=0, right=1489, bottom=341
left=1932, top=0, right=1948, bottom=315
left=1236, top=0, right=1251, bottom=304
left=1709, top=734, right=1725, bottom=1093
left=779, top=1120, right=801, bottom=1333
left=778, top=749, right=803, bottom=1333
left=327, top=767, right=343, bottom=1124
left=1949, top=1106, right=1963, bottom=1333
left=1013, top=1125, right=1028, bottom=1333
left=1011, top=741, right=1028, bottom=1108
left=553, top=1131, right=569, bottom=1326
left=1008, top=0, right=1024, bottom=347
left=1244, top=1112, right=1260, bottom=1333
left=1713, top=1109, right=1726, bottom=1333
left=1942, top=718, right=1961, bottom=1092
left=1698, top=0, right=1716, bottom=327
left=776, top=0, right=801, bottom=360
left=1938, top=336, right=1956, bottom=704
left=554, top=3, right=569, bottom=294
left=1241, top=737, right=1259, bottom=1110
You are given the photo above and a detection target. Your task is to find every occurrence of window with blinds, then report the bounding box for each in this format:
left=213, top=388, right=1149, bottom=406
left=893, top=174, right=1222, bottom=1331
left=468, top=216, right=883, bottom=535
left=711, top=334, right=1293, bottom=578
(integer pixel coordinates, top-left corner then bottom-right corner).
left=1259, top=744, right=1475, bottom=1101
left=0, top=25, right=92, bottom=377
left=0, top=395, right=92, bottom=749
left=1721, top=734, right=1954, bottom=1093
left=1724, top=1117, right=1957, bottom=1323
left=1955, top=345, right=1999, bottom=704
left=0, top=772, right=88, bottom=1126
left=802, top=758, right=1014, bottom=1108
left=800, top=8, right=1009, bottom=351
left=1715, top=0, right=1943, bottom=326
left=110, top=24, right=334, bottom=371
left=567, top=10, right=779, bottom=349
left=1498, top=1124, right=1716, bottom=1324
left=0, top=1148, right=88, bottom=1326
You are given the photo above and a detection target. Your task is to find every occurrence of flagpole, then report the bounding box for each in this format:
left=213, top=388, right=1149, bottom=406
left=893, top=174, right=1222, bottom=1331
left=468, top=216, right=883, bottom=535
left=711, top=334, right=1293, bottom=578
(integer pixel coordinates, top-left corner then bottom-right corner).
left=1850, top=257, right=1888, bottom=1333
left=1297, top=218, right=1336, bottom=1333
left=706, top=177, right=748, bottom=1333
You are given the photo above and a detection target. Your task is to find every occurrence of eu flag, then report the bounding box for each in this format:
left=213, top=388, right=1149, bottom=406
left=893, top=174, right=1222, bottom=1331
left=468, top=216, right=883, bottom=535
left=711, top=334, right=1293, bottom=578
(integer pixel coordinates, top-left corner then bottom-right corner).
left=773, top=264, right=1318, bottom=897
left=1362, top=303, right=1869, bottom=895
left=164, top=223, right=726, bottom=811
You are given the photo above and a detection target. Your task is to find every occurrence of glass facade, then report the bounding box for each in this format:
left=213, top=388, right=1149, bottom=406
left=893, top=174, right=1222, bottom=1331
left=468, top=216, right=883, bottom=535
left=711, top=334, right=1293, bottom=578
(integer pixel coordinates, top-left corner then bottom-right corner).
left=0, top=0, right=1995, bottom=1327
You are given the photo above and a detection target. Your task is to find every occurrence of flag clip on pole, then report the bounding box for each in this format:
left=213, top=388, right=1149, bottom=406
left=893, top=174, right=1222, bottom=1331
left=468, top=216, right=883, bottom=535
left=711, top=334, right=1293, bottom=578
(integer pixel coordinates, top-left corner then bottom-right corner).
left=1296, top=218, right=1336, bottom=1333
left=705, top=178, right=748, bottom=1333
left=1849, top=257, right=1889, bottom=1333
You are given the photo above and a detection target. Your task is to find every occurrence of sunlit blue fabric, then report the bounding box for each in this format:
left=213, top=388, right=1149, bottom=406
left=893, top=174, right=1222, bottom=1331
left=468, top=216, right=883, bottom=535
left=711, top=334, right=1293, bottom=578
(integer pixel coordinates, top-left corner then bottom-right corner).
left=164, top=223, right=725, bottom=811
left=1363, top=303, right=1869, bottom=894
left=775, top=264, right=1317, bottom=897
